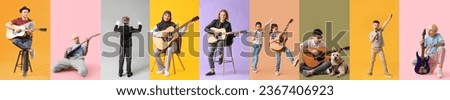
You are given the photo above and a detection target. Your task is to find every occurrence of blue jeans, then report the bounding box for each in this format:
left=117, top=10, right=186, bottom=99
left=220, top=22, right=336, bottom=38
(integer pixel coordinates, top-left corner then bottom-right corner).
left=252, top=44, right=262, bottom=69
left=12, top=37, right=32, bottom=72
left=275, top=47, right=295, bottom=71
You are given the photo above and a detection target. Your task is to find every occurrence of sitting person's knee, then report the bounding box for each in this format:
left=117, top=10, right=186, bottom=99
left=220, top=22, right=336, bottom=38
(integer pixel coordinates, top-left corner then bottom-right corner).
left=438, top=46, right=445, bottom=52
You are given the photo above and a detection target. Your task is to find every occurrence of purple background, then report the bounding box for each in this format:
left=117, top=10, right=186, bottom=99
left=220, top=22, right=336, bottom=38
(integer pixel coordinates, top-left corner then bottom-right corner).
left=200, top=0, right=250, bottom=80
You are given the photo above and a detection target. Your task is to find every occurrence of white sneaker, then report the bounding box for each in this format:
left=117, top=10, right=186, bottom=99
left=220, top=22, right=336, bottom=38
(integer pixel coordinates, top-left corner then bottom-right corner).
left=437, top=69, right=443, bottom=78
left=252, top=69, right=258, bottom=73
left=164, top=70, right=170, bottom=77
left=156, top=69, right=164, bottom=75
left=275, top=71, right=280, bottom=76
left=29, top=49, right=35, bottom=59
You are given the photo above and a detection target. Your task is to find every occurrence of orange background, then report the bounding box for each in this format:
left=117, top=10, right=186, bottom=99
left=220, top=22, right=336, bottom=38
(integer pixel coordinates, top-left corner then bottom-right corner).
left=0, top=0, right=50, bottom=80
left=350, top=0, right=399, bottom=80
left=249, top=0, right=300, bottom=80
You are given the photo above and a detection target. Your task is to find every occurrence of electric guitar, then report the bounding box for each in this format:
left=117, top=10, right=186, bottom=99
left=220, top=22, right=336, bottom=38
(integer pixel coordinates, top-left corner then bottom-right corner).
left=6, top=25, right=47, bottom=40
left=269, top=19, right=293, bottom=51
left=302, top=46, right=349, bottom=68
left=64, top=33, right=100, bottom=59
left=207, top=28, right=247, bottom=43
left=153, top=16, right=199, bottom=50
left=415, top=29, right=430, bottom=75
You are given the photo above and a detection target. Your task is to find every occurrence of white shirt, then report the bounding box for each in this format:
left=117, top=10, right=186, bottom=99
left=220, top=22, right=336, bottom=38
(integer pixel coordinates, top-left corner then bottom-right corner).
left=252, top=30, right=263, bottom=45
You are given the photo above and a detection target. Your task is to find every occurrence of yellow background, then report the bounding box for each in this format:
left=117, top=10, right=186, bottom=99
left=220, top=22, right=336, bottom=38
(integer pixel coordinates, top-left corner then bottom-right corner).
left=350, top=0, right=399, bottom=80
left=0, top=0, right=50, bottom=80
left=149, top=0, right=200, bottom=80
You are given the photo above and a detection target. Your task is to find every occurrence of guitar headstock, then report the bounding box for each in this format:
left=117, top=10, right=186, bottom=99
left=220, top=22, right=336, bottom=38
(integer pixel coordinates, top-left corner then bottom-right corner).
left=191, top=16, right=200, bottom=22
left=288, top=19, right=294, bottom=24
left=341, top=46, right=350, bottom=51
left=239, top=30, right=247, bottom=34
left=89, top=33, right=101, bottom=39
left=422, top=28, right=426, bottom=38
left=39, top=28, right=48, bottom=32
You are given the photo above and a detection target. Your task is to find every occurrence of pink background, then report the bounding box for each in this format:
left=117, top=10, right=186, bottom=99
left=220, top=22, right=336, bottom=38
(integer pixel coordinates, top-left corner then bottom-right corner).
left=50, top=0, right=101, bottom=80
left=400, top=0, right=450, bottom=80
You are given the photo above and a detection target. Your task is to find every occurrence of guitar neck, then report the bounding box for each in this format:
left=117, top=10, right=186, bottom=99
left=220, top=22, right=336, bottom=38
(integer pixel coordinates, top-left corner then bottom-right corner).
left=174, top=21, right=193, bottom=32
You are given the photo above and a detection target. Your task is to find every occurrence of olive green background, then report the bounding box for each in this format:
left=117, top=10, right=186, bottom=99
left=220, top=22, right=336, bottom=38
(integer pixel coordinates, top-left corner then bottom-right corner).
left=300, top=0, right=350, bottom=80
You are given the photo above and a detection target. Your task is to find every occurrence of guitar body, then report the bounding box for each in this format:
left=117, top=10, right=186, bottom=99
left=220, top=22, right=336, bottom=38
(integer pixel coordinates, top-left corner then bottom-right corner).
left=153, top=26, right=180, bottom=50
left=270, top=19, right=293, bottom=51
left=302, top=47, right=329, bottom=68
left=207, top=28, right=227, bottom=43
left=270, top=33, right=287, bottom=51
left=414, top=51, right=430, bottom=75
left=6, top=25, right=27, bottom=39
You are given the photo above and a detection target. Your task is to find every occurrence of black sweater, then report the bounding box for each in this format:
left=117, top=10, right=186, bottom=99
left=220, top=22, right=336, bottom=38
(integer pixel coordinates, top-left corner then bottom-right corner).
left=114, top=25, right=142, bottom=47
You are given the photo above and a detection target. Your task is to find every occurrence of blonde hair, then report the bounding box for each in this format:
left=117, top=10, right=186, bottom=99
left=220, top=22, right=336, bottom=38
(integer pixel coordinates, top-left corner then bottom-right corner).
left=72, top=33, right=79, bottom=39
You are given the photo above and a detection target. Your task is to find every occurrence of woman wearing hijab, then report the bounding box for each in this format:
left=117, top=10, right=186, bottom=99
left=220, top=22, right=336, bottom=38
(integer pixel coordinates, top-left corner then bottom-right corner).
left=150, top=10, right=192, bottom=77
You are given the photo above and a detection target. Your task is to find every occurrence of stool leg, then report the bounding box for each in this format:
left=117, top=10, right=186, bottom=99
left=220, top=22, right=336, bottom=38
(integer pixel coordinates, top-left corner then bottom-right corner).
left=172, top=54, right=176, bottom=75
left=28, top=57, right=32, bottom=72
left=176, top=54, right=186, bottom=71
left=229, top=46, right=236, bottom=74
left=20, top=51, right=24, bottom=71
left=13, top=51, right=22, bottom=73
left=222, top=47, right=226, bottom=76
left=151, top=60, right=156, bottom=72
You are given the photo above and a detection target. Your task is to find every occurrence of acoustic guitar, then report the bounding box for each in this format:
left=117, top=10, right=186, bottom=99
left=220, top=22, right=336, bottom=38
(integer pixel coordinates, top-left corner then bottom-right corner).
left=207, top=28, right=247, bottom=43
left=302, top=46, right=349, bottom=68
left=6, top=25, right=47, bottom=40
left=269, top=19, right=293, bottom=51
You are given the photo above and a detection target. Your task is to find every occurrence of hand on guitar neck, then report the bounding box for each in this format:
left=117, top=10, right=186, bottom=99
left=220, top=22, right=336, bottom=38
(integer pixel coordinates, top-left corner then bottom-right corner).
left=160, top=16, right=199, bottom=38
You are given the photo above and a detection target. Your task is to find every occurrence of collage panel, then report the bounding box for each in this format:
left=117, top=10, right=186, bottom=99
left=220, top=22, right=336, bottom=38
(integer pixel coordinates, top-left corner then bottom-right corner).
left=249, top=0, right=300, bottom=80
left=100, top=0, right=150, bottom=80
left=50, top=0, right=101, bottom=80
left=199, top=0, right=250, bottom=80
left=300, top=0, right=349, bottom=80
left=149, top=0, right=200, bottom=80
left=0, top=0, right=51, bottom=80
left=400, top=0, right=450, bottom=80
left=350, top=0, right=399, bottom=80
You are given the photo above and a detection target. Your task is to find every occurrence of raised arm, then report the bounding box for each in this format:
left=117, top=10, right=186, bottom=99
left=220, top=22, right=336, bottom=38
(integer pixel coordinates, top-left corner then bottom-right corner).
left=131, top=24, right=142, bottom=33
left=380, top=14, right=393, bottom=30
